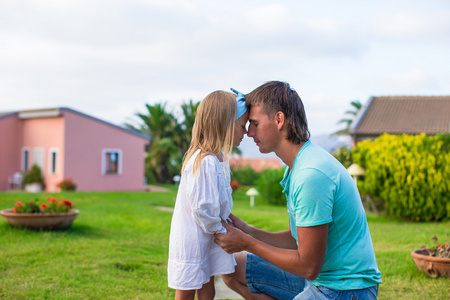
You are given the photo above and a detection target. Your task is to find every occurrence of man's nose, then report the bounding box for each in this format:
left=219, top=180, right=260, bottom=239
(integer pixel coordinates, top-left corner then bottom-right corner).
left=247, top=125, right=254, bottom=137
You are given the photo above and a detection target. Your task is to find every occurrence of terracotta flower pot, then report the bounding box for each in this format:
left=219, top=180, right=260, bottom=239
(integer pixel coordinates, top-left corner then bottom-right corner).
left=0, top=209, right=79, bottom=230
left=411, top=249, right=450, bottom=278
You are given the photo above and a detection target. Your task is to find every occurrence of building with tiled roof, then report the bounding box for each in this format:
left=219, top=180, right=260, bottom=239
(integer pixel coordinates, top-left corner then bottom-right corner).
left=350, top=96, right=450, bottom=146
left=229, top=157, right=283, bottom=172
left=0, top=107, right=149, bottom=192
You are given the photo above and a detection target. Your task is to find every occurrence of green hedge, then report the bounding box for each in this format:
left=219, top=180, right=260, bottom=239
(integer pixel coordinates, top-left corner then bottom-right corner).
left=332, top=145, right=353, bottom=168
left=352, top=134, right=450, bottom=221
left=231, top=165, right=260, bottom=186
left=257, top=168, right=286, bottom=206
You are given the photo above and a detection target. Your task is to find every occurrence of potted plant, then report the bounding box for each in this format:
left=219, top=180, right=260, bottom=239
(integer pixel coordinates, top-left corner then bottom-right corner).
left=58, top=178, right=77, bottom=191
left=0, top=197, right=79, bottom=230
left=22, top=164, right=45, bottom=192
left=411, top=235, right=450, bottom=278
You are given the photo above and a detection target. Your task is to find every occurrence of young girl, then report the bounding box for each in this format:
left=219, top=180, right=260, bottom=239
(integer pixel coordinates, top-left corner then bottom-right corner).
left=168, top=89, right=248, bottom=300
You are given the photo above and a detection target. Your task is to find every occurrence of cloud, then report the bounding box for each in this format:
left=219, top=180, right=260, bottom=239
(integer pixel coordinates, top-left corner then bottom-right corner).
left=0, top=0, right=449, bottom=138
left=246, top=4, right=291, bottom=33
left=372, top=10, right=450, bottom=43
left=383, top=69, right=439, bottom=90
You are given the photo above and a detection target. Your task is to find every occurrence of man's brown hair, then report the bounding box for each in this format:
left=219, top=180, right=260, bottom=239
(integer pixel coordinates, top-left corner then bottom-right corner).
left=245, top=81, right=310, bottom=144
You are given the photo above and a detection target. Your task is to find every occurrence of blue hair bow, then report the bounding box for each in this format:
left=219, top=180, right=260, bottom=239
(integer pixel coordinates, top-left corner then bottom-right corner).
left=230, top=88, right=247, bottom=120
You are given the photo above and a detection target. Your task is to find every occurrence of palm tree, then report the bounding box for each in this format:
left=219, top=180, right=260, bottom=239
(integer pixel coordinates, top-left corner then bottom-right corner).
left=334, top=100, right=362, bottom=135
left=145, top=137, right=178, bottom=184
left=176, top=100, right=200, bottom=158
left=127, top=100, right=244, bottom=183
left=135, top=103, right=179, bottom=183
left=126, top=101, right=201, bottom=184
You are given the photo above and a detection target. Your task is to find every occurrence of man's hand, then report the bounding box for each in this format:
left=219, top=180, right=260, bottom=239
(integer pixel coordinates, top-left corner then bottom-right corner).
left=227, top=214, right=250, bottom=233
left=214, top=221, right=250, bottom=254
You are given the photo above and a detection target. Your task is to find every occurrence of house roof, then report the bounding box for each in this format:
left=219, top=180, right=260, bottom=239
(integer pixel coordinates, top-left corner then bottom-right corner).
left=60, top=107, right=150, bottom=140
left=229, top=157, right=283, bottom=172
left=0, top=107, right=150, bottom=140
left=351, top=96, right=450, bottom=135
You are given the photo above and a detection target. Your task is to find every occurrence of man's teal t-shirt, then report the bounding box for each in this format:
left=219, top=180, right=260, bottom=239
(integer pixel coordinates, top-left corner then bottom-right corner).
left=280, top=140, right=382, bottom=290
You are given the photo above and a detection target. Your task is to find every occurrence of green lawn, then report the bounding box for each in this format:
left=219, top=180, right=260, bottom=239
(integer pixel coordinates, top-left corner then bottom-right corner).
left=0, top=189, right=448, bottom=299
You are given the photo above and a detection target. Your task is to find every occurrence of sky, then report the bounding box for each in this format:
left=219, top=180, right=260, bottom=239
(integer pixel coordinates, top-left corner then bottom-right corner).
left=1, top=0, right=449, bottom=155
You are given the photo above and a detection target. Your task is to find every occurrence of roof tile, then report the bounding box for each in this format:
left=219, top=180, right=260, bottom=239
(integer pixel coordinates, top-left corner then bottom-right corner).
left=353, top=96, right=450, bottom=135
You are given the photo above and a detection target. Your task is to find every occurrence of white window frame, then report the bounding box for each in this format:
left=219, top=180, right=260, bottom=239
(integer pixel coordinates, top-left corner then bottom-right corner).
left=48, top=148, right=59, bottom=175
left=101, top=149, right=123, bottom=175
left=21, top=147, right=30, bottom=171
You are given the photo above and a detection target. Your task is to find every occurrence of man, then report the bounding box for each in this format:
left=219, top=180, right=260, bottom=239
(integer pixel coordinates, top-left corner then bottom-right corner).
left=215, top=81, right=381, bottom=299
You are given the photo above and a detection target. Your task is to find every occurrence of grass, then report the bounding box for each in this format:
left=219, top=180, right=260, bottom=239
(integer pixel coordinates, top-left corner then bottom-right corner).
left=0, top=189, right=449, bottom=299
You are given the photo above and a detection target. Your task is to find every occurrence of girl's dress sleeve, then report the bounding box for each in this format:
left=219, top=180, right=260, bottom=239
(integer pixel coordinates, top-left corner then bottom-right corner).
left=189, top=157, right=226, bottom=235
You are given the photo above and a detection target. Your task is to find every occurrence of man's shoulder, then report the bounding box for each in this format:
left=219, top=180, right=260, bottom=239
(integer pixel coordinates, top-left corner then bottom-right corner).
left=294, top=142, right=334, bottom=170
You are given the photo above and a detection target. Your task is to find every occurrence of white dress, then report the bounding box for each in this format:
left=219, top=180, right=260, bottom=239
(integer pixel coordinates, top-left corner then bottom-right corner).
left=168, top=150, right=236, bottom=290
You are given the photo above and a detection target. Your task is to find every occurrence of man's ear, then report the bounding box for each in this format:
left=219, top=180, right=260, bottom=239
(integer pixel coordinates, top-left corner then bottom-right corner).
left=275, top=112, right=285, bottom=130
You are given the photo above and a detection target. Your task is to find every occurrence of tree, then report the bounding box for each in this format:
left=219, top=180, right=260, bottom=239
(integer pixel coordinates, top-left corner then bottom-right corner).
left=127, top=99, right=246, bottom=184
left=334, top=100, right=362, bottom=135
left=126, top=101, right=200, bottom=184
left=135, top=103, right=179, bottom=183
left=174, top=100, right=200, bottom=164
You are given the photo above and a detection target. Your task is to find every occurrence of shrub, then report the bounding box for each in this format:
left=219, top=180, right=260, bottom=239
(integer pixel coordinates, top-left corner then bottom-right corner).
left=352, top=133, right=450, bottom=221
left=257, top=168, right=286, bottom=206
left=231, top=165, right=260, bottom=186
left=58, top=178, right=77, bottom=191
left=22, top=165, right=45, bottom=187
left=332, top=145, right=353, bottom=168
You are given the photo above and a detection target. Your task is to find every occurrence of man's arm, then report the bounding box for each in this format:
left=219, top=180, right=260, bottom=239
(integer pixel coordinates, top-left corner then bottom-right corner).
left=228, top=214, right=297, bottom=249
left=215, top=222, right=328, bottom=280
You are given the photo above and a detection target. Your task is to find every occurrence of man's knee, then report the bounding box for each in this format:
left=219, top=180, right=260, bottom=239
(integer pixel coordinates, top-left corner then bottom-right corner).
left=222, top=252, right=247, bottom=288
left=221, top=272, right=236, bottom=287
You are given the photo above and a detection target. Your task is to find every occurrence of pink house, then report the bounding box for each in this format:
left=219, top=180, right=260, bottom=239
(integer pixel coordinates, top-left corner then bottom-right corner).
left=0, top=107, right=149, bottom=192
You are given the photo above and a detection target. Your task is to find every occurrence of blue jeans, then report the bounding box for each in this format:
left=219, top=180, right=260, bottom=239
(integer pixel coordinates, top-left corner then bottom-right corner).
left=245, top=253, right=378, bottom=300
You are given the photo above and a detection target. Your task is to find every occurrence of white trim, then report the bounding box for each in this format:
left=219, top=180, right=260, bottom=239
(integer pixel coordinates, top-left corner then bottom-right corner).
left=21, top=147, right=30, bottom=171
left=48, top=148, right=59, bottom=175
left=18, top=108, right=60, bottom=119
left=101, top=149, right=123, bottom=175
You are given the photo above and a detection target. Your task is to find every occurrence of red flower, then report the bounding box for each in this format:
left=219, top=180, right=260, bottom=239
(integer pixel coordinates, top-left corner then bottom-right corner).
left=230, top=181, right=241, bottom=192
left=15, top=201, right=22, bottom=207
left=46, top=197, right=51, bottom=201
left=41, top=203, right=47, bottom=209
left=63, top=200, right=73, bottom=207
left=13, top=208, right=17, bottom=213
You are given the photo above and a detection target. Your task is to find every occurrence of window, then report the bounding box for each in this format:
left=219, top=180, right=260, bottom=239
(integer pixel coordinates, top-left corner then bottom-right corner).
left=102, top=149, right=122, bottom=175
left=22, top=147, right=30, bottom=171
left=48, top=148, right=59, bottom=174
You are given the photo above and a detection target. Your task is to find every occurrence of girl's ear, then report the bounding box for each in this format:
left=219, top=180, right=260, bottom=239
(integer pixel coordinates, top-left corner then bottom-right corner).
left=275, top=112, right=285, bottom=130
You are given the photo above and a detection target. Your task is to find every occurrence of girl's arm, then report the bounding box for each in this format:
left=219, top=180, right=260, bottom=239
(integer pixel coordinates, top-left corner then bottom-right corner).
left=190, top=157, right=225, bottom=234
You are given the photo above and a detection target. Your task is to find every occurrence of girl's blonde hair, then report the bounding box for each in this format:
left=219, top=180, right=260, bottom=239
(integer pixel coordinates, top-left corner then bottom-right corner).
left=182, top=90, right=237, bottom=174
